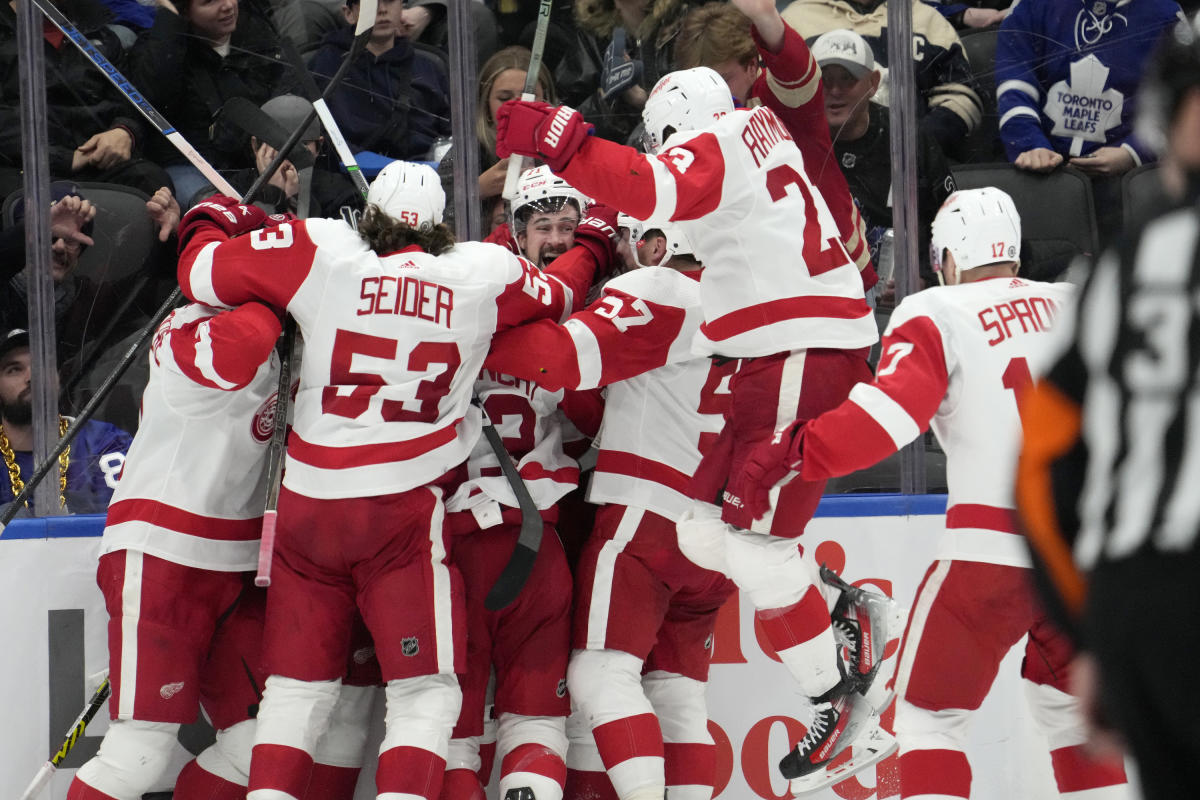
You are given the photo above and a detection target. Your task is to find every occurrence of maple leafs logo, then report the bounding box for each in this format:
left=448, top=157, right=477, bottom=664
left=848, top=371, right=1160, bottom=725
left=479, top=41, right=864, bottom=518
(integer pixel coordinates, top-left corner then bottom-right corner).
left=1044, top=55, right=1125, bottom=152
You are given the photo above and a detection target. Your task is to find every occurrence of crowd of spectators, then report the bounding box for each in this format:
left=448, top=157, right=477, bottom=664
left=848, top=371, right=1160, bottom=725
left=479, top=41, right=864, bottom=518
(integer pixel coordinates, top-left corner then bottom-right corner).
left=0, top=0, right=1190, bottom=516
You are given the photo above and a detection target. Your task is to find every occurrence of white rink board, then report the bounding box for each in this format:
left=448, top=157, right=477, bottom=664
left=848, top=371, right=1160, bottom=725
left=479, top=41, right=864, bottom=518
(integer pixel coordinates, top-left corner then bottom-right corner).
left=0, top=501, right=1139, bottom=800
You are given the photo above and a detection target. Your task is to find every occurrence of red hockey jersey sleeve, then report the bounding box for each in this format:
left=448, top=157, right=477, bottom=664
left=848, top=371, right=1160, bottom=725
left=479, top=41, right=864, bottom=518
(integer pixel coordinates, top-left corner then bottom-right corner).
left=178, top=220, right=318, bottom=310
left=799, top=313, right=949, bottom=479
left=159, top=303, right=281, bottom=391
left=558, top=135, right=724, bottom=224
left=484, top=268, right=698, bottom=390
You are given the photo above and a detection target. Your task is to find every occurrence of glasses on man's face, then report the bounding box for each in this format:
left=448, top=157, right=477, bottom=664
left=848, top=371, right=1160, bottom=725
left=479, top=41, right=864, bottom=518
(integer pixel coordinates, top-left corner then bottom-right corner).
left=52, top=236, right=83, bottom=254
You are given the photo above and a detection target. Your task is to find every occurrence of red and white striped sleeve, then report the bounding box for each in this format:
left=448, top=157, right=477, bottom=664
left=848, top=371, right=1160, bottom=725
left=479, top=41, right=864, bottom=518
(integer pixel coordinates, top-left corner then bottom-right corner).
left=160, top=303, right=281, bottom=391
left=799, top=313, right=950, bottom=479
left=559, top=133, right=725, bottom=223
left=177, top=220, right=317, bottom=310
left=485, top=281, right=691, bottom=391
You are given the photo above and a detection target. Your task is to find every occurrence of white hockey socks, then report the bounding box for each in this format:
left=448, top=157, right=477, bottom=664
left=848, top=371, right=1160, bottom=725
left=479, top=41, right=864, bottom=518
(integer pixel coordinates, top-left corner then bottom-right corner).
left=68, top=720, right=181, bottom=800
left=377, top=674, right=462, bottom=800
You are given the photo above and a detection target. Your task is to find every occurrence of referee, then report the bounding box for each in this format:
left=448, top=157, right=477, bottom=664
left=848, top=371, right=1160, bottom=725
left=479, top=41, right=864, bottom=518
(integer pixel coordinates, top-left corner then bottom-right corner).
left=1016, top=15, right=1200, bottom=800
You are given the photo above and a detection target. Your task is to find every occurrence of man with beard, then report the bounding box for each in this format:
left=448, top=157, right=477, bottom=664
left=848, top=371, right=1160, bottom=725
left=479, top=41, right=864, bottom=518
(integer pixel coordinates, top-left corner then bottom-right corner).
left=511, top=165, right=589, bottom=268
left=0, top=328, right=131, bottom=515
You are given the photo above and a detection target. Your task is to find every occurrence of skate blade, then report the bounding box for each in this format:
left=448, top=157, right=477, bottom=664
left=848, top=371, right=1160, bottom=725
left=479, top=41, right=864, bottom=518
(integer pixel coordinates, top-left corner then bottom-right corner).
left=787, top=724, right=898, bottom=796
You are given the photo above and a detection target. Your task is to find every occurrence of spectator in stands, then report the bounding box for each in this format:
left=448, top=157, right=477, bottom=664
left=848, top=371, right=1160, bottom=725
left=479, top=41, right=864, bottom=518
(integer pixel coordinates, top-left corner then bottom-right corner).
left=128, top=0, right=300, bottom=207
left=996, top=0, right=1182, bottom=238
left=781, top=0, right=983, bottom=158
left=814, top=30, right=956, bottom=288
left=437, top=45, right=556, bottom=231
left=924, top=0, right=1010, bottom=31
left=193, top=94, right=363, bottom=216
left=556, top=0, right=708, bottom=145
left=309, top=0, right=452, bottom=162
left=0, top=328, right=132, bottom=515
left=0, top=0, right=172, bottom=198
left=0, top=182, right=179, bottom=364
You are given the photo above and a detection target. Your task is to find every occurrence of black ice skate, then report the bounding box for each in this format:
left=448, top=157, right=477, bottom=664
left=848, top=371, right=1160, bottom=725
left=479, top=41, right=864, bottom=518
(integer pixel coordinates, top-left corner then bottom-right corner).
left=779, top=689, right=896, bottom=795
left=821, top=565, right=907, bottom=712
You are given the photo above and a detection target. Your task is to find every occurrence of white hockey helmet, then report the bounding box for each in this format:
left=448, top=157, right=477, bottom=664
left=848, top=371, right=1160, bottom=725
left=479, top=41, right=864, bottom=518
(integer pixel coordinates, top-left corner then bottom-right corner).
left=628, top=220, right=693, bottom=268
left=641, top=67, right=735, bottom=153
left=930, top=187, right=1021, bottom=283
left=511, top=165, right=590, bottom=232
left=366, top=160, right=445, bottom=229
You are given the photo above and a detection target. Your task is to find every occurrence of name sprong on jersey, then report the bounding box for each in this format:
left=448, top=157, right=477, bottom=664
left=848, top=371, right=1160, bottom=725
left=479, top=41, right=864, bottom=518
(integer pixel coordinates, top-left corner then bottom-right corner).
left=978, top=296, right=1060, bottom=346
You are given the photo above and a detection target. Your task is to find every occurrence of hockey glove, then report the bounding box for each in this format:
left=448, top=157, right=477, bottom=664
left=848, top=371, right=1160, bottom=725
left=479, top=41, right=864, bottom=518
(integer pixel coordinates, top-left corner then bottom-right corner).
left=600, top=28, right=643, bottom=102
left=495, top=101, right=593, bottom=173
left=733, top=420, right=806, bottom=521
left=572, top=203, right=619, bottom=272
left=177, top=195, right=270, bottom=253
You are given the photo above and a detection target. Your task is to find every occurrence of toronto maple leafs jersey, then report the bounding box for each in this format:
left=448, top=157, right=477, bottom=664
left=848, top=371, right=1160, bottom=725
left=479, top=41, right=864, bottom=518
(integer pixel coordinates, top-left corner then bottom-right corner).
left=799, top=277, right=1075, bottom=566
left=996, top=0, right=1182, bottom=163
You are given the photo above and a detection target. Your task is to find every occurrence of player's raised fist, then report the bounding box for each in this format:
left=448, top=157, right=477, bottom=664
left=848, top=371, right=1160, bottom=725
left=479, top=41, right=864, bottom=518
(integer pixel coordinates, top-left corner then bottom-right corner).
left=495, top=100, right=593, bottom=172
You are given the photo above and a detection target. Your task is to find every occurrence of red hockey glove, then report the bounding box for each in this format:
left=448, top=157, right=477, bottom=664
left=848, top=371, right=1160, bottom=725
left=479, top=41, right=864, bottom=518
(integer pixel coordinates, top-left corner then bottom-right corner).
left=177, top=195, right=271, bottom=253
left=484, top=221, right=522, bottom=255
left=731, top=420, right=806, bottom=521
left=572, top=203, right=619, bottom=272
left=495, top=100, right=593, bottom=172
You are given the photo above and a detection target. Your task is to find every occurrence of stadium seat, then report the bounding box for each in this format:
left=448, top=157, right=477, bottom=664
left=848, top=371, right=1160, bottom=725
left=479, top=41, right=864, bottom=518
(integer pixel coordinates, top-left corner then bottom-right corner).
left=955, top=26, right=1003, bottom=163
left=1122, top=162, right=1169, bottom=228
left=949, top=162, right=1098, bottom=281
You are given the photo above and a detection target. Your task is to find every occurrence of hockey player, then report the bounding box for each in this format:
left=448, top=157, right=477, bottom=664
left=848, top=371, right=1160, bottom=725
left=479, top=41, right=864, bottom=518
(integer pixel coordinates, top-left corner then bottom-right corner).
left=66, top=302, right=281, bottom=800
left=437, top=172, right=618, bottom=800
left=483, top=223, right=734, bottom=800
left=733, top=188, right=1130, bottom=798
left=174, top=161, right=603, bottom=800
left=675, top=0, right=874, bottom=286
left=494, top=68, right=887, bottom=787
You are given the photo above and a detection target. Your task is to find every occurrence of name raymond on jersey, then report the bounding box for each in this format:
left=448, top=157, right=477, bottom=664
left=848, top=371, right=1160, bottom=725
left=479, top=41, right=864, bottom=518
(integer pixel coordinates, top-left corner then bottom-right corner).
left=741, top=108, right=795, bottom=168
left=978, top=295, right=1060, bottom=346
left=358, top=275, right=454, bottom=327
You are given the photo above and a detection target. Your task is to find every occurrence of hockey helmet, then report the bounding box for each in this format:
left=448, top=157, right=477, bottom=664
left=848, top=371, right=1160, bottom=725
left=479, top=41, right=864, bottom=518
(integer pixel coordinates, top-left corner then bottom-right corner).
left=629, top=220, right=693, bottom=268
left=366, top=160, right=445, bottom=229
left=510, top=165, right=590, bottom=233
left=929, top=187, right=1021, bottom=283
left=641, top=67, right=735, bottom=153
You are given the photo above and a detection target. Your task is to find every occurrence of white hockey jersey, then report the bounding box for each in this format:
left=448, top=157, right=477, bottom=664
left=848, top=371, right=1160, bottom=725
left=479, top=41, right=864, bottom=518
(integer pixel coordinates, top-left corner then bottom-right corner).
left=444, top=370, right=579, bottom=520
left=557, top=105, right=878, bottom=358
left=800, top=276, right=1075, bottom=566
left=486, top=267, right=732, bottom=521
left=178, top=218, right=592, bottom=499
left=101, top=303, right=280, bottom=571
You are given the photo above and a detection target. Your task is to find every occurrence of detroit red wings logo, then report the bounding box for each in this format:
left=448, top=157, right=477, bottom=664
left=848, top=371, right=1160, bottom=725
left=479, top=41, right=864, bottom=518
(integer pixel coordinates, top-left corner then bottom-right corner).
left=252, top=392, right=278, bottom=442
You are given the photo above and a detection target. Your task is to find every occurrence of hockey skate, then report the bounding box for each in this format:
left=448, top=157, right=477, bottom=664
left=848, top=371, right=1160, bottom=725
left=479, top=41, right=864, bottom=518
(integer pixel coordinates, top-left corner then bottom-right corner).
left=779, top=690, right=897, bottom=796
left=821, top=565, right=908, bottom=712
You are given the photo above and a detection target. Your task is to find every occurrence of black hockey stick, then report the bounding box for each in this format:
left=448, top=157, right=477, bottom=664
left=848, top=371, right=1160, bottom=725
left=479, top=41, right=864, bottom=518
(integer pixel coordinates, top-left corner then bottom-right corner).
left=17, top=676, right=111, bottom=800
left=500, top=0, right=553, bottom=201
left=476, top=397, right=547, bottom=610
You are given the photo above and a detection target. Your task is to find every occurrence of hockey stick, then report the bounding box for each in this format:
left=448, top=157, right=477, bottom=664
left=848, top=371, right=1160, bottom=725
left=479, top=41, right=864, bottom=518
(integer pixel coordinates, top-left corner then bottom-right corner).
left=477, top=397, right=546, bottom=610
left=26, top=0, right=237, bottom=198
left=500, top=0, right=553, bottom=201
left=255, top=0, right=378, bottom=587
left=244, top=0, right=377, bottom=206
left=17, top=676, right=111, bottom=800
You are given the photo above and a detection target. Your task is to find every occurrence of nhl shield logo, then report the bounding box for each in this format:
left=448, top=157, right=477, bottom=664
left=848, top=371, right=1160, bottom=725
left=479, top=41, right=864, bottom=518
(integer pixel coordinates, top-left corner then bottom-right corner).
left=401, top=637, right=420, bottom=657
